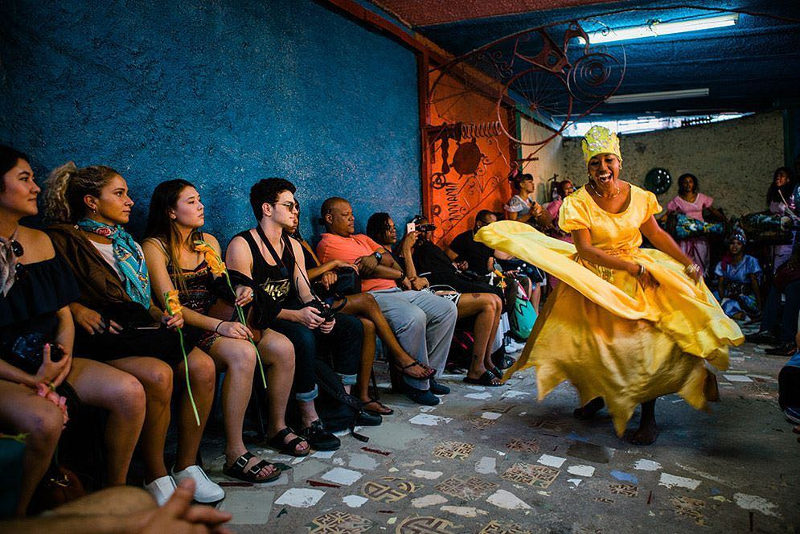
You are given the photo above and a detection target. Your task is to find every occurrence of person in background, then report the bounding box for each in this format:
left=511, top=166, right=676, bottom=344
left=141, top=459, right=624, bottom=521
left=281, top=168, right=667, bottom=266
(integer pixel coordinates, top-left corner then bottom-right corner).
left=665, top=173, right=723, bottom=274
left=143, top=179, right=304, bottom=483
left=545, top=179, right=575, bottom=242
left=43, top=163, right=220, bottom=505
left=767, top=167, right=796, bottom=271
left=713, top=229, right=762, bottom=321
left=0, top=146, right=145, bottom=516
left=504, top=172, right=554, bottom=231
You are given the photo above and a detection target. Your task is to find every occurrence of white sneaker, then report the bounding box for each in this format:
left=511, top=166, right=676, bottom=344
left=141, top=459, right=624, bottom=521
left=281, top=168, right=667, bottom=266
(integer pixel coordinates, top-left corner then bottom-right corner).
left=172, top=465, right=225, bottom=503
left=144, top=475, right=176, bottom=506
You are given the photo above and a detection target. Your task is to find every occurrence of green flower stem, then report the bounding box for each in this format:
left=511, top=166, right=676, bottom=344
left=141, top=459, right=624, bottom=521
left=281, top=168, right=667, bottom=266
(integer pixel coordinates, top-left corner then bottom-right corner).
left=225, top=272, right=267, bottom=389
left=178, top=326, right=200, bottom=426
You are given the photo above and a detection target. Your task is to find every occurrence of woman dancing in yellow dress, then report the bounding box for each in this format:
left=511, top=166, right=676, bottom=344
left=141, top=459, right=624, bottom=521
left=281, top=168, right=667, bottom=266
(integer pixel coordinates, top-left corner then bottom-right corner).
left=477, top=126, right=743, bottom=444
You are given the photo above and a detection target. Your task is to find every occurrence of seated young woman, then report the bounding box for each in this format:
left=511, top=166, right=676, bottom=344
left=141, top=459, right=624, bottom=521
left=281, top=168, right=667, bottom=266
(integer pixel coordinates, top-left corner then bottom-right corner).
left=366, top=213, right=503, bottom=386
left=0, top=146, right=145, bottom=516
left=142, top=179, right=307, bottom=481
left=289, top=210, right=435, bottom=416
left=42, top=163, right=221, bottom=505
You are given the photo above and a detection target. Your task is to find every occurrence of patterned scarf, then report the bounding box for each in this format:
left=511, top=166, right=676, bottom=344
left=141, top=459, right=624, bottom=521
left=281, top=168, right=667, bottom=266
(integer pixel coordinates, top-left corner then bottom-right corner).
left=77, top=218, right=151, bottom=308
left=0, top=229, right=21, bottom=297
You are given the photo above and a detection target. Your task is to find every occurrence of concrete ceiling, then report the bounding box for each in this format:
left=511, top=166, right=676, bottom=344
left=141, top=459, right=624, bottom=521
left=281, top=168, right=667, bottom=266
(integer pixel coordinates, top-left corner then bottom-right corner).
left=370, top=0, right=800, bottom=121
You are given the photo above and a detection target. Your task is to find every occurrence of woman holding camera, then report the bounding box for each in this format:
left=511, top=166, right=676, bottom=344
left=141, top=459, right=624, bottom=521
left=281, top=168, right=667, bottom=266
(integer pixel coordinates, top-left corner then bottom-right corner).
left=143, top=179, right=305, bottom=480
left=43, top=163, right=220, bottom=505
left=0, top=146, right=145, bottom=515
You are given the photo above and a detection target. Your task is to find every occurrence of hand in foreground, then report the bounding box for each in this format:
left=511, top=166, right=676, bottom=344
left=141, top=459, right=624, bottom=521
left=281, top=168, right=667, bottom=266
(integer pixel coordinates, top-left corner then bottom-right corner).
left=33, top=344, right=73, bottom=387
left=234, top=284, right=255, bottom=307
left=320, top=270, right=338, bottom=289
left=163, top=311, right=184, bottom=329
left=296, top=306, right=325, bottom=329
left=73, top=305, right=123, bottom=335
left=216, top=321, right=253, bottom=340
left=409, top=276, right=429, bottom=291
left=319, top=317, right=335, bottom=334
left=141, top=478, right=232, bottom=534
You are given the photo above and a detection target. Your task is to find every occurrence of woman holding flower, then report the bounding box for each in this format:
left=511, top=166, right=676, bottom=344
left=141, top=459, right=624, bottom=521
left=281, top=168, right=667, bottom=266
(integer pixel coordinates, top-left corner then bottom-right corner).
left=0, top=146, right=145, bottom=515
left=43, top=164, right=221, bottom=506
left=144, top=179, right=305, bottom=483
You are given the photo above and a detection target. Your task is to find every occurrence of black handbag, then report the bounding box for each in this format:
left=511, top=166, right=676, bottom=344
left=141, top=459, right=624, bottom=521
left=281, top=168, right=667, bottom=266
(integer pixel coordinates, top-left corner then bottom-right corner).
left=315, top=267, right=361, bottom=299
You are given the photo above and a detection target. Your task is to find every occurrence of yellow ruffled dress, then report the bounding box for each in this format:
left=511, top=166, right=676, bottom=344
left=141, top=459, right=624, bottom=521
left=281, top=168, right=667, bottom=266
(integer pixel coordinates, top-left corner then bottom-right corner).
left=476, top=185, right=743, bottom=436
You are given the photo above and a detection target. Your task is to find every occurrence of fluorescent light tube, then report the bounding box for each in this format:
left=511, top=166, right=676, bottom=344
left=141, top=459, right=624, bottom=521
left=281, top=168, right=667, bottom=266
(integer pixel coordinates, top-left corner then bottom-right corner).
left=605, top=88, right=709, bottom=104
left=580, top=13, right=738, bottom=44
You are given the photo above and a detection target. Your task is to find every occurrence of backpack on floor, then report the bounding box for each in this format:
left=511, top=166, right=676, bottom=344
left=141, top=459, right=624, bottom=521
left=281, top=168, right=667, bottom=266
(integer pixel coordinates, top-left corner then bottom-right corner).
left=313, top=359, right=369, bottom=441
left=504, top=276, right=537, bottom=341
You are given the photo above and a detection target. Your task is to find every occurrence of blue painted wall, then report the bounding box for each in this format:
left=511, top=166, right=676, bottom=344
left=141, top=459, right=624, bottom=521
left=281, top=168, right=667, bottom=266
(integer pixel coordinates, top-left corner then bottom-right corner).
left=0, top=0, right=421, bottom=245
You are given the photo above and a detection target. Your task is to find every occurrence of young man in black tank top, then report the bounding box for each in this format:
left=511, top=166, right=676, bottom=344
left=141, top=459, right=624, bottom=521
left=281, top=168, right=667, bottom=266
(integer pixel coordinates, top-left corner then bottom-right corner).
left=227, top=179, right=373, bottom=451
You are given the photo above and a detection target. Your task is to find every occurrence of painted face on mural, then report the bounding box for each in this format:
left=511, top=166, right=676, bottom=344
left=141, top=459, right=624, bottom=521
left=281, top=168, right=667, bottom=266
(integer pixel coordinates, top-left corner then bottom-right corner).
left=87, top=174, right=134, bottom=225
left=0, top=158, right=40, bottom=219
left=171, top=186, right=204, bottom=229
left=327, top=200, right=355, bottom=237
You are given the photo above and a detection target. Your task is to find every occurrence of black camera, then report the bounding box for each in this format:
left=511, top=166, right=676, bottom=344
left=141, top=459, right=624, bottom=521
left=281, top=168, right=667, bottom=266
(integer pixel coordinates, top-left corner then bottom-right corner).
left=416, top=223, right=436, bottom=232
left=307, top=298, right=347, bottom=322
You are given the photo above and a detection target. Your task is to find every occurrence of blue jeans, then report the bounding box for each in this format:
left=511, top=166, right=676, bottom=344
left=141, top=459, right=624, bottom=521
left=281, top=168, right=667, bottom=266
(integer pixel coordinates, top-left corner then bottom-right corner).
left=761, top=280, right=800, bottom=343
left=271, top=312, right=362, bottom=401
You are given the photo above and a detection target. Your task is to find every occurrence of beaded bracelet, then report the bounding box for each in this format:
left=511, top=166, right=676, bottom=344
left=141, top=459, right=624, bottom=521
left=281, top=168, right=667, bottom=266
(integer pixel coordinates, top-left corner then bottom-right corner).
left=214, top=320, right=225, bottom=334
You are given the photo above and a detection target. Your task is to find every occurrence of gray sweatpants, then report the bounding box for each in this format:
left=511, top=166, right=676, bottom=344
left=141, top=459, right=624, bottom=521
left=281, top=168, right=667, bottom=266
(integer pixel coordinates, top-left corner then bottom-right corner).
left=369, top=288, right=457, bottom=391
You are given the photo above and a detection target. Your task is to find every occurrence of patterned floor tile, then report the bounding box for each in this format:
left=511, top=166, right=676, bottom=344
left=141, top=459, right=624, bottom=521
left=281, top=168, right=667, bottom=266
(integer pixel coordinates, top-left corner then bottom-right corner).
left=435, top=476, right=498, bottom=500
left=479, top=520, right=532, bottom=534
left=433, top=441, right=474, bottom=460
left=396, top=515, right=459, bottom=534
left=609, top=483, right=639, bottom=497
left=506, top=438, right=540, bottom=453
left=501, top=463, right=560, bottom=489
left=671, top=496, right=706, bottom=525
left=468, top=417, right=497, bottom=430
left=308, top=511, right=373, bottom=533
left=361, top=477, right=419, bottom=503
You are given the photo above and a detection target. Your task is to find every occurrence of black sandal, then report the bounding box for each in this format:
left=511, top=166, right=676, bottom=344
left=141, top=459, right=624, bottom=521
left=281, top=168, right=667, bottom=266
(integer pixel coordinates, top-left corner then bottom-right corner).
left=223, top=452, right=281, bottom=483
left=393, top=360, right=435, bottom=379
left=488, top=366, right=504, bottom=380
left=463, top=371, right=501, bottom=387
left=268, top=427, right=310, bottom=457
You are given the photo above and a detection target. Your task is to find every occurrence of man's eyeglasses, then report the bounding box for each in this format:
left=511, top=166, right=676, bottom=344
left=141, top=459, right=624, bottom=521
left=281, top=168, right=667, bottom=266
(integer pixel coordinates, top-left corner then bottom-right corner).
left=273, top=201, right=299, bottom=212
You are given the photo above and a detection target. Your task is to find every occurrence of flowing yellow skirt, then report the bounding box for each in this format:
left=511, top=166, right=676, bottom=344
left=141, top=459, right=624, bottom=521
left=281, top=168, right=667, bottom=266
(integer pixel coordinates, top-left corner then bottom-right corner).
left=476, top=221, right=743, bottom=436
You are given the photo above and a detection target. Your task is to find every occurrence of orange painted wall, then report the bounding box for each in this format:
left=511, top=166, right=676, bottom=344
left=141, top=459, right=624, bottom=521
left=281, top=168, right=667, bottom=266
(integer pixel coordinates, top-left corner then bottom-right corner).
left=424, top=72, right=515, bottom=246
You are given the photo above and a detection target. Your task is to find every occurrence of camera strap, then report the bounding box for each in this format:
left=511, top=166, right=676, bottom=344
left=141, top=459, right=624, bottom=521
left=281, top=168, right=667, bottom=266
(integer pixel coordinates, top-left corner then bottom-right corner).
left=255, top=225, right=289, bottom=279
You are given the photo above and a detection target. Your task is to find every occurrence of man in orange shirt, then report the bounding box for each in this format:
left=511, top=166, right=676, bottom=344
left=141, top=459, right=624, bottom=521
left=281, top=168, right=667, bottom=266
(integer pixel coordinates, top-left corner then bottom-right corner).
left=317, top=197, right=457, bottom=406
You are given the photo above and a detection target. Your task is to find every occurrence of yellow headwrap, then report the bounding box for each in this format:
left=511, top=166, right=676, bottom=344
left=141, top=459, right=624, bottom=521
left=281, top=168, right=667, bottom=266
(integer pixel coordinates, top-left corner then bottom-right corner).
left=581, top=125, right=622, bottom=167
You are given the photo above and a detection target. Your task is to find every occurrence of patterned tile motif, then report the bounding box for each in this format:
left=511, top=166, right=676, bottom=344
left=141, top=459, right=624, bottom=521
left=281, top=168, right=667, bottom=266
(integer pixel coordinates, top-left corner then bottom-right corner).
left=433, top=441, right=474, bottom=460
left=609, top=483, right=639, bottom=497
left=529, top=418, right=563, bottom=432
left=594, top=497, right=614, bottom=504
left=308, top=511, right=373, bottom=533
left=479, top=520, right=532, bottom=534
left=671, top=496, right=706, bottom=525
left=501, top=463, right=560, bottom=489
left=435, top=476, right=498, bottom=500
left=362, top=477, right=419, bottom=503
left=396, top=516, right=458, bottom=534
left=506, top=438, right=540, bottom=453
left=469, top=417, right=497, bottom=430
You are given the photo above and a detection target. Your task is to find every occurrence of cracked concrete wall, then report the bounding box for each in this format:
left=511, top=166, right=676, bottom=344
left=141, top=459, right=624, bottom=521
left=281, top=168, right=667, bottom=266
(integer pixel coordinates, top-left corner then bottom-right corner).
left=0, top=0, right=421, bottom=244
left=560, top=112, right=784, bottom=216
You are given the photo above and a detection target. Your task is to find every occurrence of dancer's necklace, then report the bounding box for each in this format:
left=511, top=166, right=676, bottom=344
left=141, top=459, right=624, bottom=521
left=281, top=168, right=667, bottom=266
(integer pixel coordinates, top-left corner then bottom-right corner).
left=590, top=181, right=620, bottom=199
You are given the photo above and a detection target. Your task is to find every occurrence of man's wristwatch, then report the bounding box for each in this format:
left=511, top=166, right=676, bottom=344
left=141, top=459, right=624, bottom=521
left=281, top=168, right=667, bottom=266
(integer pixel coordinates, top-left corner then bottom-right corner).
left=373, top=251, right=382, bottom=262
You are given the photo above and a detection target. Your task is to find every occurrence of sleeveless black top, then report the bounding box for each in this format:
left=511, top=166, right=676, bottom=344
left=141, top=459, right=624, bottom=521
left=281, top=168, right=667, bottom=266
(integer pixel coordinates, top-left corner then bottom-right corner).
left=236, top=229, right=297, bottom=305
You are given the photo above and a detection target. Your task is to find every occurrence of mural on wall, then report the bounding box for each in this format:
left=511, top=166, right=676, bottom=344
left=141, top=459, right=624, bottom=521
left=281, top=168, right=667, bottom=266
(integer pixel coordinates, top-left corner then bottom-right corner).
left=423, top=20, right=626, bottom=245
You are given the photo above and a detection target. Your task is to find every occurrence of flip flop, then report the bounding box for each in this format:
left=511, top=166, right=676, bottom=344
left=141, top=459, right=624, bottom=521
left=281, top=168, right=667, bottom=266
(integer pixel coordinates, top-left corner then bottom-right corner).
left=393, top=360, right=435, bottom=379
left=463, top=371, right=501, bottom=387
left=362, top=398, right=394, bottom=415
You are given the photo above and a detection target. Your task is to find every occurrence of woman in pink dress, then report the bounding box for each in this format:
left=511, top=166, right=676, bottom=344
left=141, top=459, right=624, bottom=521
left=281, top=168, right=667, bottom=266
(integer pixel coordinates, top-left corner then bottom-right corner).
left=545, top=180, right=575, bottom=244
left=665, top=173, right=722, bottom=273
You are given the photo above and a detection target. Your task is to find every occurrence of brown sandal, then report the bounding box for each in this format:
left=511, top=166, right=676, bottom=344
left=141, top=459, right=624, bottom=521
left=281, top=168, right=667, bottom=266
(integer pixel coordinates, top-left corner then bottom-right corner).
left=393, top=360, right=435, bottom=379
left=362, top=398, right=394, bottom=415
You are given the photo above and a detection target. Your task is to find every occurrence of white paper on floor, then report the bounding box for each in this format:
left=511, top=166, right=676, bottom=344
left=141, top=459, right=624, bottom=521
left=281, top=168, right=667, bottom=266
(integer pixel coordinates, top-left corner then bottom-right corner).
left=486, top=489, right=531, bottom=510
left=475, top=456, right=497, bottom=475
left=566, top=464, right=595, bottom=477
left=311, top=450, right=336, bottom=459
left=538, top=454, right=566, bottom=468
left=412, top=494, right=448, bottom=508
left=567, top=478, right=582, bottom=488
left=659, top=472, right=701, bottom=490
left=275, top=488, right=325, bottom=508
left=466, top=385, right=487, bottom=391
left=409, top=414, right=453, bottom=426
left=321, top=467, right=363, bottom=486
left=440, top=505, right=488, bottom=518
left=501, top=390, right=530, bottom=399
left=464, top=391, right=493, bottom=400
left=342, top=495, right=369, bottom=508
left=333, top=458, right=345, bottom=466
left=419, top=406, right=437, bottom=412
left=733, top=493, right=780, bottom=517
left=481, top=411, right=503, bottom=420
left=723, top=374, right=753, bottom=383
left=633, top=459, right=661, bottom=471
left=291, top=456, right=306, bottom=465
left=410, top=469, right=444, bottom=480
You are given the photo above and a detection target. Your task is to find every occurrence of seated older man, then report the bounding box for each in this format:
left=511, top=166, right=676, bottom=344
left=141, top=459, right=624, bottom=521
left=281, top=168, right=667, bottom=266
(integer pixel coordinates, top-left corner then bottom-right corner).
left=316, top=197, right=457, bottom=406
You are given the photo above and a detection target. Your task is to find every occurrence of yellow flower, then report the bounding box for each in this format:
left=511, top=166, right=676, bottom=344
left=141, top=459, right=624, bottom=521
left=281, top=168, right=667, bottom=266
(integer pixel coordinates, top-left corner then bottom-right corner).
left=164, top=290, right=183, bottom=316
left=194, top=240, right=227, bottom=276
